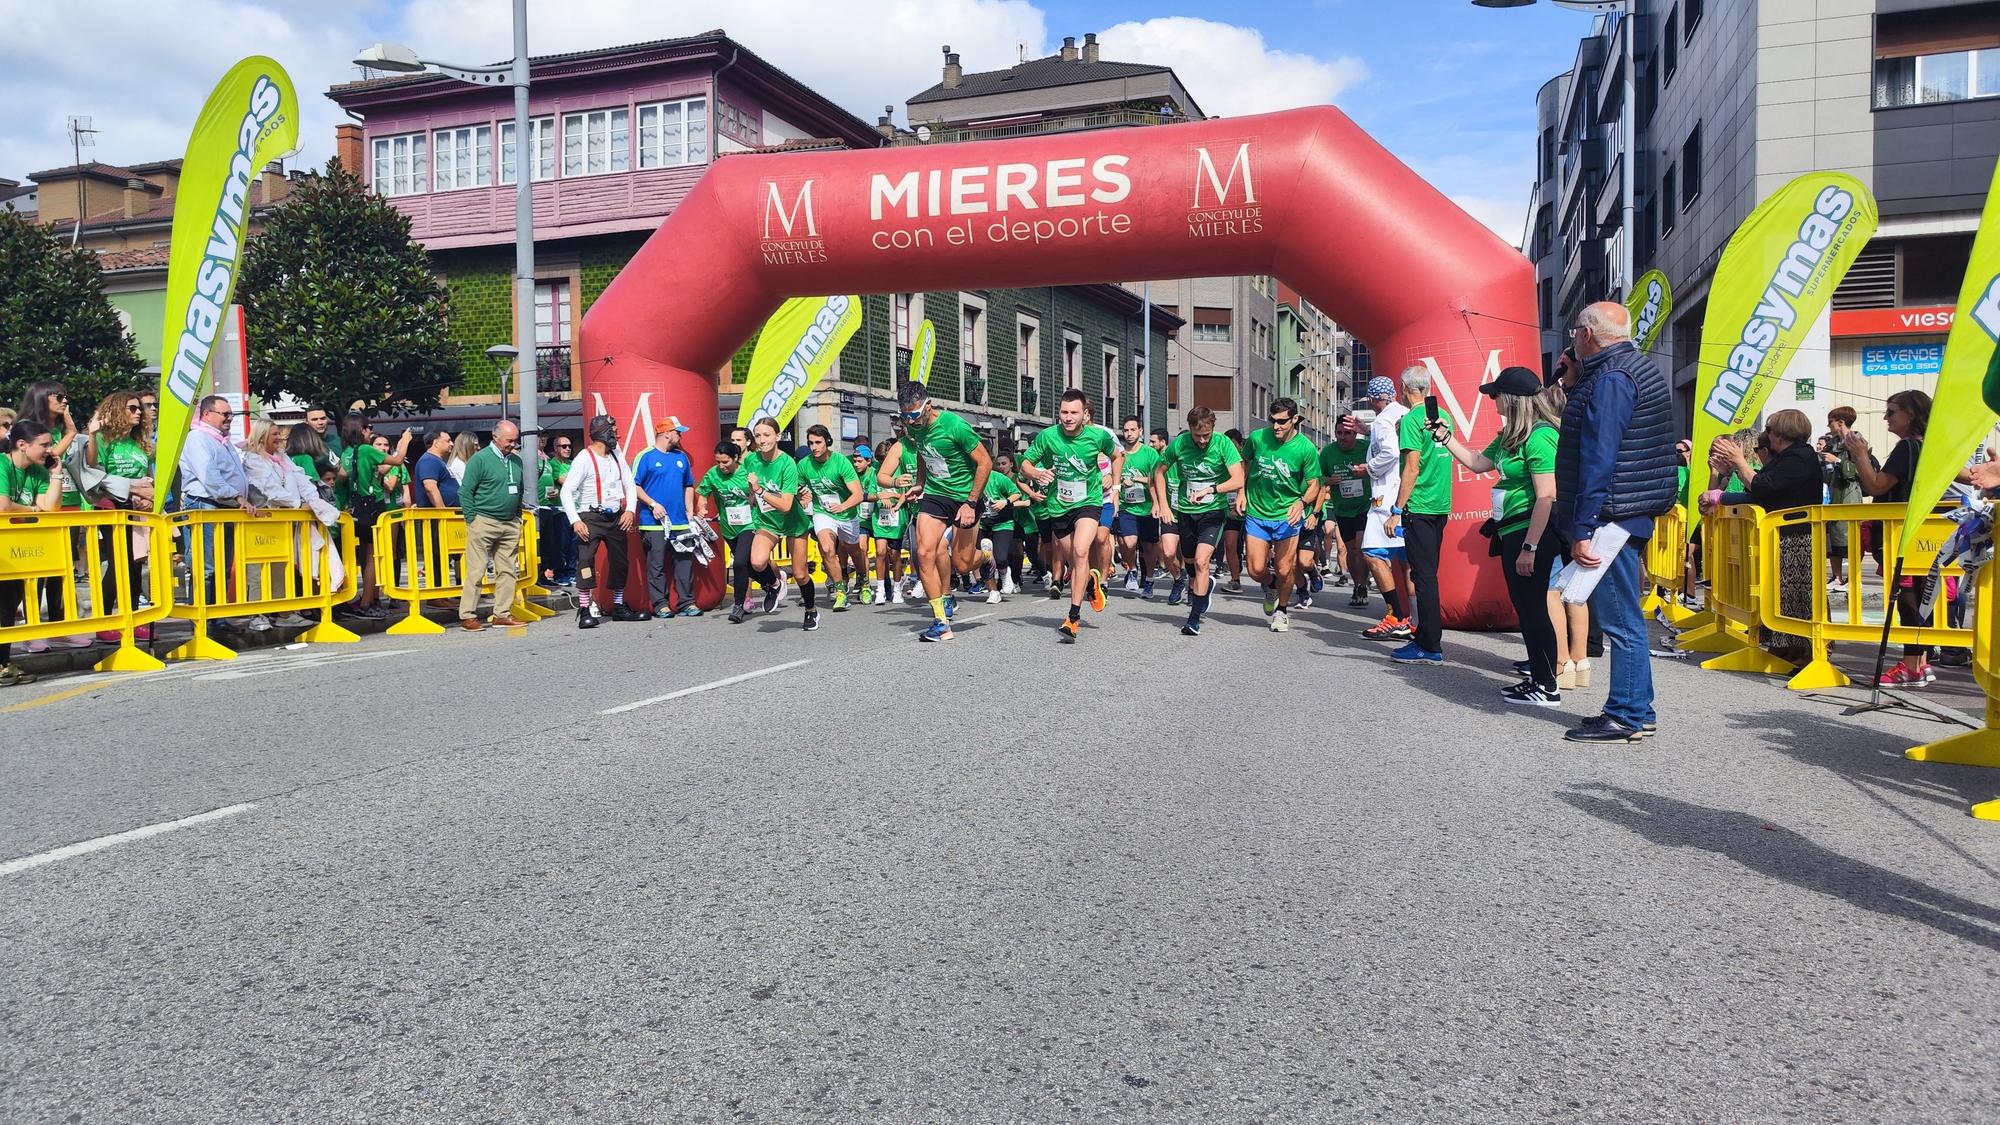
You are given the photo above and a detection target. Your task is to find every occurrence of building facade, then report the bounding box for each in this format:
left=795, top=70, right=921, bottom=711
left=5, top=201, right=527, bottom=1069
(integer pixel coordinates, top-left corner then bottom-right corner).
left=905, top=34, right=1276, bottom=436
left=1275, top=282, right=1352, bottom=444
left=1528, top=0, right=1997, bottom=452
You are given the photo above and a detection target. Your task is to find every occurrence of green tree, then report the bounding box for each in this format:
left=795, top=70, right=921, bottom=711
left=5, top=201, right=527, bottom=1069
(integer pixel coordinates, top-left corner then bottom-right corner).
left=0, top=210, right=145, bottom=414
left=237, top=156, right=456, bottom=423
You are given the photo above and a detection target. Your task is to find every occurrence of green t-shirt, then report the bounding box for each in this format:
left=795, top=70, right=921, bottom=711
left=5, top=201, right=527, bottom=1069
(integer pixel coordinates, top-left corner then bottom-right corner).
left=699, top=463, right=755, bottom=540
left=1242, top=427, right=1320, bottom=521
left=0, top=458, right=51, bottom=506
left=540, top=455, right=572, bottom=505
left=748, top=449, right=808, bottom=536
left=1482, top=423, right=1559, bottom=536
left=381, top=465, right=409, bottom=510
left=796, top=452, right=860, bottom=516
left=1160, top=431, right=1242, bottom=515
left=983, top=472, right=1021, bottom=529
left=1398, top=408, right=1455, bottom=516
left=1117, top=444, right=1162, bottom=516
left=350, top=443, right=388, bottom=505
left=904, top=409, right=982, bottom=501
left=50, top=421, right=81, bottom=507
left=97, top=436, right=150, bottom=480
left=1318, top=439, right=1371, bottom=518
left=1023, top=424, right=1118, bottom=516
left=872, top=491, right=907, bottom=537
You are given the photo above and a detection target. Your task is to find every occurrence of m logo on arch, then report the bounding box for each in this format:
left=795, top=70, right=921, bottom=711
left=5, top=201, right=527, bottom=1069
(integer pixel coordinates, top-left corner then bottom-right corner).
left=1187, top=141, right=1263, bottom=239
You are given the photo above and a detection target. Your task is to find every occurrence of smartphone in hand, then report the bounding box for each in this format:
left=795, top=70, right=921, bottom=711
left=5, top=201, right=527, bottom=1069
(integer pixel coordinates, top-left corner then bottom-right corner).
left=1425, top=395, right=1439, bottom=425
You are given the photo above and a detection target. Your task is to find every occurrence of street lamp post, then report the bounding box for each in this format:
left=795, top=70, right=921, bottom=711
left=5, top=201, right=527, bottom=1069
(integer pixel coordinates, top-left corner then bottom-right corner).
left=356, top=0, right=541, bottom=488
left=1473, top=0, right=1637, bottom=297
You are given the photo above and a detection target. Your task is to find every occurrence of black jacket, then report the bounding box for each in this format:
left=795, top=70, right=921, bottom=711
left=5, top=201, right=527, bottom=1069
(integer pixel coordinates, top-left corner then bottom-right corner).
left=1723, top=440, right=1822, bottom=511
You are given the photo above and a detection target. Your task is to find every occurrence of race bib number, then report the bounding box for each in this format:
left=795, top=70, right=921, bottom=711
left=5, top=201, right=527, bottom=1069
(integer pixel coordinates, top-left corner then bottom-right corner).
left=1490, top=487, right=1508, bottom=518
left=858, top=502, right=874, bottom=523
left=1122, top=482, right=1149, bottom=505
left=1182, top=480, right=1214, bottom=505
left=921, top=446, right=949, bottom=479
left=754, top=492, right=773, bottom=514
left=1339, top=479, right=1364, bottom=499
left=725, top=503, right=753, bottom=526
left=1057, top=479, right=1087, bottom=505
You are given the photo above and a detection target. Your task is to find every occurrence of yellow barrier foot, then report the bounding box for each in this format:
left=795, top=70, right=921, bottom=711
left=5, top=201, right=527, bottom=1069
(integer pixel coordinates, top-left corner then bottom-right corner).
left=1785, top=658, right=1850, bottom=692
left=299, top=619, right=361, bottom=644
left=1905, top=729, right=2000, bottom=770
left=165, top=632, right=237, bottom=662
left=1972, top=796, right=2000, bottom=821
left=1662, top=602, right=1699, bottom=626
left=95, top=643, right=165, bottom=673
left=1674, top=628, right=1745, bottom=656
left=385, top=603, right=447, bottom=635
left=513, top=599, right=553, bottom=621
left=1701, top=647, right=1796, bottom=676
left=1673, top=609, right=1715, bottom=634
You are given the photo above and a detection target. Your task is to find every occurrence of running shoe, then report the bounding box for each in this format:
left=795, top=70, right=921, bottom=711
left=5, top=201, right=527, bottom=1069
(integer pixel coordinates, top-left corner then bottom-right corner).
left=920, top=619, right=953, bottom=642
left=1047, top=579, right=1065, bottom=600
left=1002, top=575, right=1019, bottom=594
left=891, top=586, right=906, bottom=605
left=967, top=580, right=989, bottom=595
left=1058, top=618, right=1080, bottom=643
left=1263, top=590, right=1279, bottom=616
left=1227, top=578, right=1243, bottom=593
left=764, top=575, right=787, bottom=615
left=804, top=610, right=820, bottom=631
left=1271, top=609, right=1290, bottom=633
left=1310, top=574, right=1325, bottom=594
left=1166, top=579, right=1185, bottom=607
left=1389, top=642, right=1443, bottom=665
left=1292, top=590, right=1313, bottom=610
left=1088, top=570, right=1107, bottom=613
left=1512, top=659, right=1534, bottom=676
left=832, top=587, right=849, bottom=612
left=1347, top=589, right=1368, bottom=608
left=859, top=584, right=876, bottom=605
left=1124, top=571, right=1141, bottom=593
left=728, top=605, right=747, bottom=624
left=1140, top=579, right=1155, bottom=600
left=678, top=605, right=703, bottom=618
left=1180, top=617, right=1202, bottom=637
left=1503, top=682, right=1563, bottom=708
left=653, top=608, right=676, bottom=620
left=986, top=588, right=1003, bottom=604
left=943, top=595, right=957, bottom=620
left=1878, top=661, right=1927, bottom=687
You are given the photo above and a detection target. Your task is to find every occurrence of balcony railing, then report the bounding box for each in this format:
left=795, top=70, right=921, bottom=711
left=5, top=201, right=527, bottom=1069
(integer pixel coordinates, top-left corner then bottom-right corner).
left=920, top=105, right=1190, bottom=145
left=962, top=365, right=985, bottom=406
left=1020, top=383, right=1039, bottom=416
left=535, top=344, right=572, bottom=394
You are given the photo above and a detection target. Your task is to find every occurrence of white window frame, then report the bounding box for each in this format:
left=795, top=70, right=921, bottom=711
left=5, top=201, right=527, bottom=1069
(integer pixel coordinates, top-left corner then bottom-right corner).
left=500, top=116, right=555, bottom=184
left=1018, top=314, right=1041, bottom=411
left=1063, top=332, right=1082, bottom=390
left=371, top=132, right=429, bottom=197
left=562, top=107, right=630, bottom=178
left=960, top=295, right=986, bottom=367
left=1101, top=347, right=1120, bottom=424
left=893, top=294, right=914, bottom=348
left=534, top=279, right=572, bottom=346
left=432, top=124, right=493, bottom=192
left=637, top=96, right=709, bottom=169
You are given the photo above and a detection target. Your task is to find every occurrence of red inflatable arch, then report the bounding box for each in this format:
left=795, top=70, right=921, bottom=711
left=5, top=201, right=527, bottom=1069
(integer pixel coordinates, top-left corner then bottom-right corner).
left=579, top=106, right=1537, bottom=628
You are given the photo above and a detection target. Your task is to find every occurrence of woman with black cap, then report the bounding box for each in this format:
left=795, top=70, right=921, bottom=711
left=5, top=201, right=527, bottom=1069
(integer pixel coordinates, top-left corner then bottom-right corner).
left=1428, top=365, right=1564, bottom=706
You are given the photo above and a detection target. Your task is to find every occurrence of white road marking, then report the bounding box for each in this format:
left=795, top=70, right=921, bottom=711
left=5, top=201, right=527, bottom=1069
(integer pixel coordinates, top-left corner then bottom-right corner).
left=0, top=803, right=258, bottom=878
left=599, top=659, right=814, bottom=716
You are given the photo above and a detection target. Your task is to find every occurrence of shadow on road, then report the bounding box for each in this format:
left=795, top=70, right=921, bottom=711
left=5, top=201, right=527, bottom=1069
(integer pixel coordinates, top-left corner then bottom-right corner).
left=1727, top=707, right=2000, bottom=817
left=1557, top=783, right=2000, bottom=953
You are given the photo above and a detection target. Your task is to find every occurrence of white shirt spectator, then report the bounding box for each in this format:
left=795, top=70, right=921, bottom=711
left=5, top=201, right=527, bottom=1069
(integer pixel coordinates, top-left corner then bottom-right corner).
left=1366, top=400, right=1409, bottom=497
left=560, top=447, right=638, bottom=523
left=180, top=420, right=248, bottom=505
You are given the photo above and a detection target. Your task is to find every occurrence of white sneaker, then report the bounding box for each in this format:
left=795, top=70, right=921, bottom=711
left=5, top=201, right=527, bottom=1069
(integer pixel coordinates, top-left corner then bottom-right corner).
left=273, top=613, right=311, bottom=627
left=246, top=615, right=272, bottom=632
left=1002, top=574, right=1019, bottom=594
left=985, top=588, right=1002, bottom=604
left=891, top=586, right=906, bottom=604
left=1271, top=609, right=1289, bottom=633
left=1124, top=571, right=1140, bottom=593
left=872, top=582, right=886, bottom=603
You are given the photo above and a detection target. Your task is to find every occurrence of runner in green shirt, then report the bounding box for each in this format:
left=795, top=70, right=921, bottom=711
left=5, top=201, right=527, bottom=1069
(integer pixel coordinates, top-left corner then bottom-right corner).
left=1153, top=404, right=1245, bottom=635
left=848, top=446, right=878, bottom=604
left=870, top=435, right=915, bottom=605
left=797, top=424, right=864, bottom=613
left=741, top=416, right=816, bottom=629
left=1389, top=370, right=1456, bottom=663
left=974, top=456, right=1024, bottom=603
left=1319, top=415, right=1374, bottom=608
left=1020, top=388, right=1122, bottom=642
left=878, top=379, right=991, bottom=642
left=1237, top=398, right=1323, bottom=633
left=697, top=439, right=760, bottom=620
left=1113, top=418, right=1166, bottom=598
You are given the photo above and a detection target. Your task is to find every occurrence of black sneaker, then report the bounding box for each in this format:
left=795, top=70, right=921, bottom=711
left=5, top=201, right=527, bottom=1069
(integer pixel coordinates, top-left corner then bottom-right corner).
left=728, top=605, right=746, bottom=624
left=610, top=605, right=647, bottom=622
left=1348, top=590, right=1368, bottom=607
left=763, top=575, right=787, bottom=615
left=1503, top=682, right=1562, bottom=708
left=1565, top=716, right=1643, bottom=742
left=576, top=603, right=599, bottom=630
left=1581, top=713, right=1658, bottom=738
left=803, top=610, right=820, bottom=631
left=1511, top=659, right=1533, bottom=677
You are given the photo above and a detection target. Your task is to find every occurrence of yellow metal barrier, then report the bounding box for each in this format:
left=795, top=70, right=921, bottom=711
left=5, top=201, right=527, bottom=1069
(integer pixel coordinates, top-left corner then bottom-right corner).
left=372, top=509, right=549, bottom=635
left=0, top=508, right=174, bottom=673
left=1641, top=504, right=1699, bottom=626
left=1672, top=504, right=1794, bottom=677
left=1754, top=503, right=1968, bottom=692
left=1907, top=563, right=2000, bottom=820
left=768, top=535, right=830, bottom=584
left=167, top=508, right=360, bottom=661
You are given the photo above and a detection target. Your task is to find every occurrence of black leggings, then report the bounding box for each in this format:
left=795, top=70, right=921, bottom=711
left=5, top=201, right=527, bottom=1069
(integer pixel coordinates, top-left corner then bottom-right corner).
left=986, top=528, right=1015, bottom=581
left=728, top=531, right=755, bottom=609
left=1500, top=527, right=1561, bottom=689
left=98, top=525, right=145, bottom=613
left=0, top=578, right=22, bottom=666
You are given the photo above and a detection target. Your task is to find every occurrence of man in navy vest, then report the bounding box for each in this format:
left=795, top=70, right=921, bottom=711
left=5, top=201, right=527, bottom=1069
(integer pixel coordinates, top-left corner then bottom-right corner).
left=1554, top=302, right=1678, bottom=743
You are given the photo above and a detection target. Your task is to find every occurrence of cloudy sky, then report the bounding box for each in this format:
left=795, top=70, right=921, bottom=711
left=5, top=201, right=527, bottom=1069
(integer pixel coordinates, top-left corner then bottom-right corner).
left=2, top=0, right=1597, bottom=244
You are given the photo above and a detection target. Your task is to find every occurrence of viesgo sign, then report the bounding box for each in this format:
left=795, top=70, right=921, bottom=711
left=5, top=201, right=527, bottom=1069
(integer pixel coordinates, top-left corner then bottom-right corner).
left=1830, top=305, right=1954, bottom=337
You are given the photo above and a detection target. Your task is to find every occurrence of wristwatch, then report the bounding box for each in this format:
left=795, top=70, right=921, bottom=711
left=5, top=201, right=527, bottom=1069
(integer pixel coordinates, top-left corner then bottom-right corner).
left=1523, top=543, right=1538, bottom=552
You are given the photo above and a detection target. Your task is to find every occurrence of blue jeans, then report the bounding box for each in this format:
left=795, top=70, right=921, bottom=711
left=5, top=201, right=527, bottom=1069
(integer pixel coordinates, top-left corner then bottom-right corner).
left=1586, top=539, right=1655, bottom=730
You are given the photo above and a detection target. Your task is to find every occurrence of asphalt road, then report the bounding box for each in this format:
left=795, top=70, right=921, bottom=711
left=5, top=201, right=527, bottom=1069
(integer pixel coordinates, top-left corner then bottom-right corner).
left=3, top=579, right=1997, bottom=1123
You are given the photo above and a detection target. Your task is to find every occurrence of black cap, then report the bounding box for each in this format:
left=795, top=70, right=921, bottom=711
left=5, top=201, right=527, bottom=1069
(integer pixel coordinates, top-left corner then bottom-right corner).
left=1480, top=366, right=1543, bottom=398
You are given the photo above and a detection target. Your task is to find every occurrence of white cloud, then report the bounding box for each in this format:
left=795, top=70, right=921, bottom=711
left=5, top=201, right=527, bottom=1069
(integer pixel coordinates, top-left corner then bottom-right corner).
left=1449, top=194, right=1527, bottom=247
left=1095, top=17, right=1367, bottom=118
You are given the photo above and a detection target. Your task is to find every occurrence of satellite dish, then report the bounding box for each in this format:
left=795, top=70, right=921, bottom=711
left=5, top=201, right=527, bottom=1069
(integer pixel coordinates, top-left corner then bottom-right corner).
left=915, top=125, right=933, bottom=143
